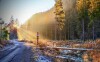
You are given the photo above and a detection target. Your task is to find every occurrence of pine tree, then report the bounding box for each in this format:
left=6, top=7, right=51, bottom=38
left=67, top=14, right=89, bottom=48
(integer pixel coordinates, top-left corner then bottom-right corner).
left=54, top=0, right=65, bottom=40
left=88, top=0, right=100, bottom=40
left=76, top=0, right=89, bottom=41
left=55, top=0, right=65, bottom=30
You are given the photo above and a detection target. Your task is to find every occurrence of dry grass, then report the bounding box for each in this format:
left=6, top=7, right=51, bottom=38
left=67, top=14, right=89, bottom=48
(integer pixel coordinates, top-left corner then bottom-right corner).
left=45, top=39, right=100, bottom=62
left=0, top=40, right=10, bottom=47
left=21, top=39, right=100, bottom=62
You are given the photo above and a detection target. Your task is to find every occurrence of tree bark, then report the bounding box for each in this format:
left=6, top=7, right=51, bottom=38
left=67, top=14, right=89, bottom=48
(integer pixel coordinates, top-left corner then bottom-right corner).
left=93, top=20, right=95, bottom=40
left=82, top=19, right=85, bottom=41
left=55, top=25, right=57, bottom=40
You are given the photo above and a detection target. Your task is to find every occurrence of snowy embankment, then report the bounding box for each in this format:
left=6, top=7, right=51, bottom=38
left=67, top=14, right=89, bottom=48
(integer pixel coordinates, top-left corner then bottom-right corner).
left=36, top=56, right=52, bottom=62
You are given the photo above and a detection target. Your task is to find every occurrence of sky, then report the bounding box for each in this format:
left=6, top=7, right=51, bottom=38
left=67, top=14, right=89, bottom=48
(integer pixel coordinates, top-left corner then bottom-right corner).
left=0, top=0, right=55, bottom=24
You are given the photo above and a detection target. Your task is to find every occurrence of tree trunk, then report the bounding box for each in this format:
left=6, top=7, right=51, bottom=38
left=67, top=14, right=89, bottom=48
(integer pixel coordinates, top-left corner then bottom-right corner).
left=82, top=19, right=85, bottom=41
left=55, top=25, right=57, bottom=40
left=65, top=29, right=66, bottom=41
left=59, top=30, right=61, bottom=41
left=93, top=20, right=95, bottom=40
left=68, top=20, right=70, bottom=40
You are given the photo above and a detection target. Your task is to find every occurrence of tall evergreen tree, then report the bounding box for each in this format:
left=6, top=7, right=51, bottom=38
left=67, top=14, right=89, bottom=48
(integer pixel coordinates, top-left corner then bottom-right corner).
left=76, top=0, right=89, bottom=40
left=55, top=0, right=65, bottom=40
left=88, top=0, right=100, bottom=40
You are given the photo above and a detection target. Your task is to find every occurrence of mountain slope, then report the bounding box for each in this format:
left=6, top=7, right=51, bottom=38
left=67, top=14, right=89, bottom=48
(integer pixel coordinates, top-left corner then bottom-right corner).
left=20, top=0, right=76, bottom=39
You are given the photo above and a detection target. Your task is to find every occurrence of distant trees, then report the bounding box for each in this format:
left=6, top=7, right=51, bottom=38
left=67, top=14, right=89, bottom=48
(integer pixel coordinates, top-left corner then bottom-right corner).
left=75, top=0, right=100, bottom=40
left=8, top=16, right=18, bottom=40
left=52, top=0, right=100, bottom=41
left=76, top=0, right=89, bottom=40
left=55, top=0, right=100, bottom=41
left=0, top=19, right=9, bottom=41
left=88, top=0, right=100, bottom=40
left=20, top=0, right=100, bottom=41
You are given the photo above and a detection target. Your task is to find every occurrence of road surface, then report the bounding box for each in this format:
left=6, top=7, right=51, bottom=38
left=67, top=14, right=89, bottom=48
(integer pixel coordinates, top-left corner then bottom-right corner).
left=0, top=40, right=52, bottom=62
left=0, top=40, right=32, bottom=62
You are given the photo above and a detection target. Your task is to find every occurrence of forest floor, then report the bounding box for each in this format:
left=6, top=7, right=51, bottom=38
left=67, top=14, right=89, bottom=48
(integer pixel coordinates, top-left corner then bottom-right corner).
left=0, top=39, right=100, bottom=62
left=24, top=39, right=100, bottom=62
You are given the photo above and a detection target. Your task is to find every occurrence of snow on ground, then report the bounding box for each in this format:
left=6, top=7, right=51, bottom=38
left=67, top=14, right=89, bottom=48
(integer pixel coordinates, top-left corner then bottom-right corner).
left=56, top=55, right=83, bottom=62
left=31, top=48, right=52, bottom=62
left=9, top=39, right=24, bottom=45
left=36, top=56, right=51, bottom=62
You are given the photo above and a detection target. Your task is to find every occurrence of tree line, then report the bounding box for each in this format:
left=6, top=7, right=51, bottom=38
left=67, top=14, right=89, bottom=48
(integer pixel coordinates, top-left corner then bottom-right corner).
left=44, top=0, right=100, bottom=41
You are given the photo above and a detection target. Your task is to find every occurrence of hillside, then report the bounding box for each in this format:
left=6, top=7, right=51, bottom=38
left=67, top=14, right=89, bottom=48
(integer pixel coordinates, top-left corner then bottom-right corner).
left=20, top=0, right=77, bottom=39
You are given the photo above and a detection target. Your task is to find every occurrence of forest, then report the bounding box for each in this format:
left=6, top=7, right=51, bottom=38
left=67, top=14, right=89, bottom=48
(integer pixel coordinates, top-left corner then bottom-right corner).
left=20, top=0, right=100, bottom=41
left=0, top=0, right=100, bottom=62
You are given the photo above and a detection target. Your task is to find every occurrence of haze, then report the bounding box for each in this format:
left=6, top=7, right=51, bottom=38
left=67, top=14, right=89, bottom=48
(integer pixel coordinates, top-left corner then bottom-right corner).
left=0, top=0, right=55, bottom=24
